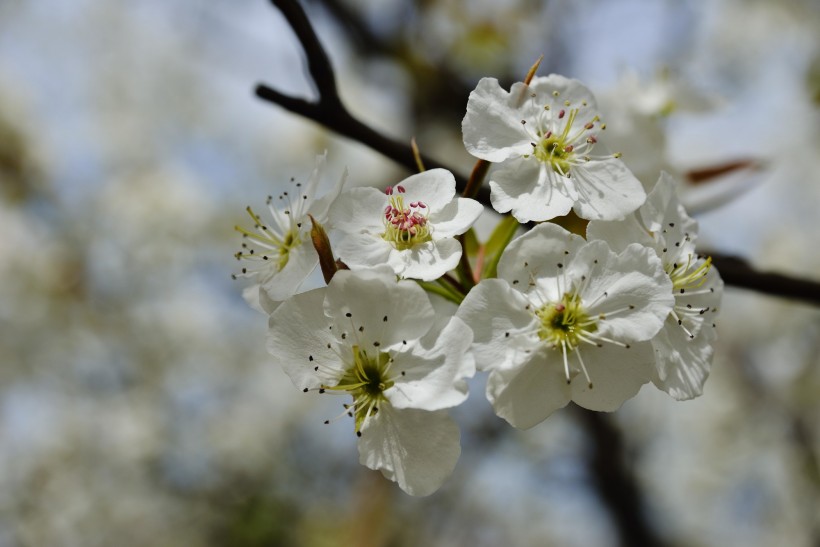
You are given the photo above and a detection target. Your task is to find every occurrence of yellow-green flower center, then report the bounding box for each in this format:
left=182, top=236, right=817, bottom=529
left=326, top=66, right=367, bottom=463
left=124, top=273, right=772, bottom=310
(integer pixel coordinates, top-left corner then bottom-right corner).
left=535, top=292, right=596, bottom=350
left=333, top=345, right=394, bottom=433
left=668, top=255, right=712, bottom=293
left=532, top=108, right=581, bottom=175
left=276, top=230, right=301, bottom=271
left=534, top=134, right=574, bottom=174
left=234, top=206, right=302, bottom=272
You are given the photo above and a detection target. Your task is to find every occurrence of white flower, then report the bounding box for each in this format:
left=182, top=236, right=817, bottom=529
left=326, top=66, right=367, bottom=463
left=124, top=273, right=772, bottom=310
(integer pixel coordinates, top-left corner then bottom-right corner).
left=587, top=172, right=723, bottom=400
left=456, top=223, right=673, bottom=429
left=233, top=152, right=347, bottom=313
left=268, top=268, right=475, bottom=496
left=329, top=169, right=483, bottom=281
left=462, top=75, right=646, bottom=223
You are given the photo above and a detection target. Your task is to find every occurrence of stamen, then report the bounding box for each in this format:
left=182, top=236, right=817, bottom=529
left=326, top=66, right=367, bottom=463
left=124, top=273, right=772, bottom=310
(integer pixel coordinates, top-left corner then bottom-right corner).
left=575, top=348, right=593, bottom=389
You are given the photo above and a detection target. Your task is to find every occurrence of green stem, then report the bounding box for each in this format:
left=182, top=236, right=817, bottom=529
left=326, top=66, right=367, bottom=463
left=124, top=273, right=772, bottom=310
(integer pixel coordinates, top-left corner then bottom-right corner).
left=416, top=280, right=464, bottom=305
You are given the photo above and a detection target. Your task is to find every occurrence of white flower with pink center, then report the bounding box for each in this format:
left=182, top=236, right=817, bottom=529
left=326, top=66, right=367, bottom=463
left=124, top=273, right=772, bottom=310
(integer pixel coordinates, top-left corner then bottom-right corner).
left=330, top=169, right=483, bottom=281
left=462, top=75, right=646, bottom=223
left=587, top=173, right=723, bottom=400
left=268, top=268, right=475, bottom=496
left=456, top=223, right=673, bottom=429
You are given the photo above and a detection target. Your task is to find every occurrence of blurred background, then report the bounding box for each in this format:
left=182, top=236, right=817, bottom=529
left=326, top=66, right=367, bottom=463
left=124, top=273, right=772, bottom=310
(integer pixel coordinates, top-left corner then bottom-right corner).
left=1, top=0, right=819, bottom=545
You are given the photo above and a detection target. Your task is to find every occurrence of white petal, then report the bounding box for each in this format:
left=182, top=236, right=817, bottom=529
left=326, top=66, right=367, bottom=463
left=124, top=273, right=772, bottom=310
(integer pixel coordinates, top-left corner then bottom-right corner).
left=639, top=171, right=678, bottom=234
left=335, top=232, right=393, bottom=270
left=588, top=172, right=699, bottom=259
left=462, top=77, right=538, bottom=162
left=574, top=242, right=674, bottom=343
left=652, top=316, right=717, bottom=400
left=241, top=283, right=266, bottom=314
left=489, top=159, right=574, bottom=222
left=328, top=186, right=385, bottom=234
left=586, top=213, right=656, bottom=253
left=358, top=406, right=461, bottom=496
left=393, top=238, right=462, bottom=281
left=386, top=316, right=475, bottom=411
left=485, top=349, right=571, bottom=429
left=324, top=269, right=435, bottom=347
left=399, top=169, right=456, bottom=215
left=529, top=74, right=598, bottom=112
left=570, top=158, right=646, bottom=221
left=570, top=342, right=654, bottom=411
left=301, top=151, right=327, bottom=204
left=260, top=242, right=318, bottom=302
left=430, top=197, right=484, bottom=238
left=455, top=279, right=539, bottom=372
left=243, top=283, right=281, bottom=315
left=497, top=222, right=585, bottom=290
left=309, top=166, right=349, bottom=222
left=267, top=288, right=341, bottom=390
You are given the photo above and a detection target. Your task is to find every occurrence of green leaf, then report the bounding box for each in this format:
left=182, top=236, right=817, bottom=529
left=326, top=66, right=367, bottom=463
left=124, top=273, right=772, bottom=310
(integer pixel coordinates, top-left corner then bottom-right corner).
left=482, top=215, right=520, bottom=279
left=416, top=280, right=464, bottom=305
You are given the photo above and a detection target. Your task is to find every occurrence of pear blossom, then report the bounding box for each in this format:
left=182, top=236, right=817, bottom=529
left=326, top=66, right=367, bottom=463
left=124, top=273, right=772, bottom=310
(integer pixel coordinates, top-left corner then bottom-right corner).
left=456, top=223, right=673, bottom=429
left=587, top=172, right=723, bottom=400
left=462, top=74, right=646, bottom=223
left=329, top=169, right=483, bottom=281
left=233, top=152, right=347, bottom=313
left=268, top=268, right=475, bottom=496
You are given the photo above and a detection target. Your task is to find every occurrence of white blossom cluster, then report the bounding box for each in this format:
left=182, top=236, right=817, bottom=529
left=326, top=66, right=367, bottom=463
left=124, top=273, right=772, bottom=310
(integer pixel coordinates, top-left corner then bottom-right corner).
left=235, top=73, right=723, bottom=496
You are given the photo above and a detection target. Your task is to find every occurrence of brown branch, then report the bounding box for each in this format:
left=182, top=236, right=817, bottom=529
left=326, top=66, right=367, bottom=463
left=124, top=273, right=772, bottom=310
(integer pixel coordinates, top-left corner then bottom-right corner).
left=708, top=253, right=820, bottom=306
left=257, top=1, right=820, bottom=309
left=256, top=0, right=486, bottom=202
left=573, top=408, right=668, bottom=547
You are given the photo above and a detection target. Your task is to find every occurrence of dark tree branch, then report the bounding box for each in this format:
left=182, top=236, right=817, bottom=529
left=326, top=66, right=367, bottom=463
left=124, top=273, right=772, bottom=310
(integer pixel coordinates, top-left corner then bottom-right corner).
left=256, top=2, right=820, bottom=308
left=273, top=0, right=341, bottom=108
left=258, top=0, right=487, bottom=202
left=709, top=253, right=820, bottom=306
left=574, top=408, right=668, bottom=547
